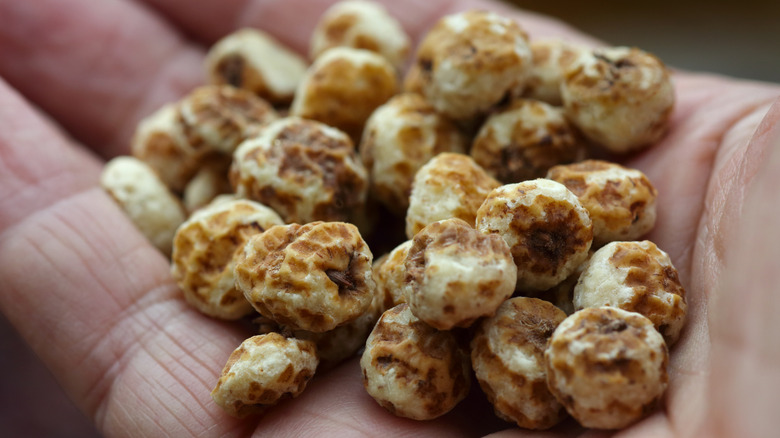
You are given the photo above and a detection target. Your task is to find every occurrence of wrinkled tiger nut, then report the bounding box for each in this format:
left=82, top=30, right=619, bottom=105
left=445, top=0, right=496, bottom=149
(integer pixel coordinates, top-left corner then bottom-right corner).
left=561, top=46, right=675, bottom=153
left=471, top=297, right=567, bottom=429
left=413, top=10, right=532, bottom=120
left=470, top=99, right=586, bottom=184
left=171, top=198, right=284, bottom=320
left=310, top=0, right=411, bottom=71
left=360, top=303, right=470, bottom=420
left=476, top=179, right=593, bottom=292
left=211, top=333, right=318, bottom=418
left=406, top=153, right=500, bottom=239
left=101, top=156, right=186, bottom=256
left=360, top=93, right=468, bottom=214
left=206, top=28, right=309, bottom=106
left=403, top=218, right=517, bottom=330
left=523, top=39, right=587, bottom=106
left=372, top=239, right=412, bottom=310
left=230, top=117, right=369, bottom=224
left=545, top=307, right=669, bottom=429
left=234, top=221, right=375, bottom=332
left=573, top=240, right=687, bottom=345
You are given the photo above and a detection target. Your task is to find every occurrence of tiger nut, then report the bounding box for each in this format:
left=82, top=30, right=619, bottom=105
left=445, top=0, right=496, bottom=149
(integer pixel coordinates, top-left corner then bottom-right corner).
left=561, top=46, right=675, bottom=153
left=372, top=239, right=412, bottom=310
left=406, top=153, right=500, bottom=239
left=471, top=297, right=567, bottom=429
left=523, top=39, right=586, bottom=106
left=476, top=179, right=593, bottom=292
left=234, top=221, right=375, bottom=332
left=470, top=99, right=586, bottom=184
left=211, top=333, right=318, bottom=418
left=360, top=303, right=470, bottom=420
left=545, top=307, right=669, bottom=429
left=206, top=28, right=308, bottom=106
left=403, top=218, right=517, bottom=330
left=573, top=240, right=687, bottom=345
left=230, top=117, right=369, bottom=224
left=171, top=198, right=284, bottom=320
left=360, top=93, right=468, bottom=214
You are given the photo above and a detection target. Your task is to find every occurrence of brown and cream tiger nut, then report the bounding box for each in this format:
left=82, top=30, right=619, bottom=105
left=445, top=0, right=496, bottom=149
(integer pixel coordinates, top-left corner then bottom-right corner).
left=413, top=10, right=532, bottom=120
left=471, top=297, right=567, bottom=429
left=360, top=303, right=470, bottom=420
left=206, top=28, right=308, bottom=106
left=573, top=240, right=687, bottom=345
left=476, top=179, right=593, bottom=292
left=230, top=117, right=369, bottom=224
left=545, top=307, right=669, bottom=429
left=171, top=198, right=284, bottom=320
left=470, top=99, right=586, bottom=184
left=523, top=39, right=587, bottom=106
left=372, top=239, right=412, bottom=310
left=360, top=93, right=468, bottom=214
left=234, top=221, right=375, bottom=332
left=211, top=333, right=318, bottom=418
left=403, top=218, right=517, bottom=330
left=291, top=47, right=398, bottom=141
left=310, top=0, right=411, bottom=71
left=406, top=153, right=500, bottom=239
left=561, top=46, right=675, bottom=153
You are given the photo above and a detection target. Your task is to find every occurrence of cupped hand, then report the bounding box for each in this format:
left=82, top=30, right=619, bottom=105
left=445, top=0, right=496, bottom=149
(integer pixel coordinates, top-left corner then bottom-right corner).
left=1, top=0, right=779, bottom=437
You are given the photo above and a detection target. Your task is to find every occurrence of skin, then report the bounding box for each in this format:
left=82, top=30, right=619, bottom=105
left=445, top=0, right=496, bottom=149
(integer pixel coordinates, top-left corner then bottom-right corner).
left=0, top=0, right=779, bottom=437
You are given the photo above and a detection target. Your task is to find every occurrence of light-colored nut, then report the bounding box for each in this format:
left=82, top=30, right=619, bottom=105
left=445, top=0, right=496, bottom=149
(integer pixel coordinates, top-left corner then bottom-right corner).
left=360, top=303, right=470, bottom=420
left=101, top=156, right=186, bottom=256
left=372, top=239, right=412, bottom=310
left=413, top=10, right=532, bottom=120
left=546, top=160, right=658, bottom=246
left=291, top=47, right=398, bottom=141
left=523, top=39, right=587, bottom=106
left=573, top=240, right=687, bottom=345
left=403, top=218, right=516, bottom=329
left=470, top=99, right=586, bottom=184
left=234, top=222, right=375, bottom=332
left=561, top=46, right=675, bottom=153
left=179, top=85, right=278, bottom=155
left=130, top=103, right=202, bottom=192
left=230, top=117, right=369, bottom=224
left=171, top=198, right=284, bottom=320
left=476, top=179, right=593, bottom=292
left=206, top=28, right=308, bottom=106
left=545, top=307, right=669, bottom=429
left=471, top=297, right=567, bottom=429
left=360, top=93, right=468, bottom=214
left=211, top=333, right=318, bottom=418
left=406, top=153, right=500, bottom=239
left=182, top=157, right=233, bottom=213
left=310, top=0, right=410, bottom=71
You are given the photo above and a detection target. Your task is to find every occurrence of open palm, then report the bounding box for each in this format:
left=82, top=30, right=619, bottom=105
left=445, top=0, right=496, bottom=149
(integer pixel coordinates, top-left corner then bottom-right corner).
left=1, top=0, right=779, bottom=437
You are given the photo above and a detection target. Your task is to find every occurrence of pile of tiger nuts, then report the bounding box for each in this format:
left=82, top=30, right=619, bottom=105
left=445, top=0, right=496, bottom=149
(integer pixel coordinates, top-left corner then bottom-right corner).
left=101, top=0, right=685, bottom=431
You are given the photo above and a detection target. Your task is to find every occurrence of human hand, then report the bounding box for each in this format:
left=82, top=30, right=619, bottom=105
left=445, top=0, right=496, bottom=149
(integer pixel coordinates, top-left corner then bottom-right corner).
left=1, top=0, right=779, bottom=436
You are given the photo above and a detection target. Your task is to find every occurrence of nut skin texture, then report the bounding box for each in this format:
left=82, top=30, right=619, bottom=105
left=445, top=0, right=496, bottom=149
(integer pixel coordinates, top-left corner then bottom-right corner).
left=547, top=160, right=658, bottom=246
left=406, top=153, right=500, bottom=239
left=413, top=10, right=532, bottom=120
left=360, top=93, right=468, bottom=214
left=476, top=179, right=593, bottom=292
left=211, top=333, right=318, bottom=418
left=230, top=117, right=369, bottom=224
left=372, top=240, right=413, bottom=310
left=545, top=307, right=669, bottom=429
left=101, top=156, right=186, bottom=257
left=360, top=304, right=471, bottom=420
left=310, top=0, right=411, bottom=71
left=171, top=198, right=284, bottom=320
left=573, top=241, right=687, bottom=345
left=470, top=99, right=586, bottom=184
left=234, top=221, right=376, bottom=332
left=206, top=28, right=308, bottom=106
left=403, top=218, right=517, bottom=330
left=471, top=297, right=567, bottom=429
left=523, top=39, right=586, bottom=106
left=561, top=46, right=675, bottom=153
left=291, top=47, right=398, bottom=142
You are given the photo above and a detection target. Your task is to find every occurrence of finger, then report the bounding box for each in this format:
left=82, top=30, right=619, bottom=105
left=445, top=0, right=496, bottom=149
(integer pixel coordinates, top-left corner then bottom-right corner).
left=0, top=0, right=204, bottom=157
